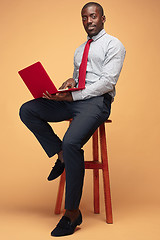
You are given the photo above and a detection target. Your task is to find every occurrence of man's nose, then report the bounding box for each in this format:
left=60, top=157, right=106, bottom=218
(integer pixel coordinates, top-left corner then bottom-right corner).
left=87, top=16, right=93, bottom=24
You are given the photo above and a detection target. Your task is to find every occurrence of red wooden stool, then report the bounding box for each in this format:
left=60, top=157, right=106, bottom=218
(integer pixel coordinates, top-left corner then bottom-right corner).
left=54, top=119, right=113, bottom=223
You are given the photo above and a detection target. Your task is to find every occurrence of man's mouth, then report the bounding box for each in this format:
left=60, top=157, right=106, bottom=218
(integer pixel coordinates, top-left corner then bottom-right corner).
left=87, top=25, right=96, bottom=30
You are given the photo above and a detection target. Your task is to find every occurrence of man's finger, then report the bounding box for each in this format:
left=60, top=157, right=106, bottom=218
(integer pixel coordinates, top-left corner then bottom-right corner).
left=43, top=93, right=49, bottom=99
left=59, top=84, right=67, bottom=90
left=46, top=91, right=52, bottom=97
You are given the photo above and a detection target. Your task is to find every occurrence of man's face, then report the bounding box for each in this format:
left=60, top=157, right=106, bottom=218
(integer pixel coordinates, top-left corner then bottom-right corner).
left=81, top=5, right=106, bottom=37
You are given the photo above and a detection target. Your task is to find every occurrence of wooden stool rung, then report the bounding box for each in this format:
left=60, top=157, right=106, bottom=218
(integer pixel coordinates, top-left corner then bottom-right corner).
left=85, top=161, right=103, bottom=169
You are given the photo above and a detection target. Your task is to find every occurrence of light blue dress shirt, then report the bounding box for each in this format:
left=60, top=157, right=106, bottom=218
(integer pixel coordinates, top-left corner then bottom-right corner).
left=71, top=29, right=126, bottom=102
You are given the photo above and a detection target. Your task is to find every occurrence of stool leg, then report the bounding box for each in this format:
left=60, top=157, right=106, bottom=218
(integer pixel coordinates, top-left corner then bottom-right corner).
left=99, top=124, right=113, bottom=223
left=54, top=170, right=65, bottom=214
left=93, top=129, right=100, bottom=214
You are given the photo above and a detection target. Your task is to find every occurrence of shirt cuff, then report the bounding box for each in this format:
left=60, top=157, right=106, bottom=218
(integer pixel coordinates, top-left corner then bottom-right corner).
left=71, top=90, right=83, bottom=101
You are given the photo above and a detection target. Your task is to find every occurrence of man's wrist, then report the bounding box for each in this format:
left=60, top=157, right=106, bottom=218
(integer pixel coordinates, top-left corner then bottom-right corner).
left=69, top=92, right=73, bottom=101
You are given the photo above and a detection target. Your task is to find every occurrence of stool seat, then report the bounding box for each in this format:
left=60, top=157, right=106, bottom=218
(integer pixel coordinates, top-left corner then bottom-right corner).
left=54, top=119, right=113, bottom=223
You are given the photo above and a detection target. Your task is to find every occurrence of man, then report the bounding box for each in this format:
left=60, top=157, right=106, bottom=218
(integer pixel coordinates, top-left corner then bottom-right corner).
left=19, top=2, right=126, bottom=237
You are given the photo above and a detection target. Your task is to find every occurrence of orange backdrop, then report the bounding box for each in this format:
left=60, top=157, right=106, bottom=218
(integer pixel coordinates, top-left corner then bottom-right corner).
left=0, top=0, right=160, bottom=215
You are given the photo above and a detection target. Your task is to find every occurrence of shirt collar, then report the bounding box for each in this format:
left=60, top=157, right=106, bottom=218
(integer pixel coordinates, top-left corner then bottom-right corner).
left=87, top=29, right=106, bottom=41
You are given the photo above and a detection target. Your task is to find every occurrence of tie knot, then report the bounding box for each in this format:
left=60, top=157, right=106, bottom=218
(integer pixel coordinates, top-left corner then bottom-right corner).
left=88, top=39, right=93, bottom=44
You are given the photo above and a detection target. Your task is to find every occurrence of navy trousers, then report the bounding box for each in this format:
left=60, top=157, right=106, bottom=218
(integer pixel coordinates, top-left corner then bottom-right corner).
left=19, top=93, right=112, bottom=210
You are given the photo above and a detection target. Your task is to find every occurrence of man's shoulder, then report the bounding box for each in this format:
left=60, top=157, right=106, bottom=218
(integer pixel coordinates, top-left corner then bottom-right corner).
left=103, top=32, right=125, bottom=50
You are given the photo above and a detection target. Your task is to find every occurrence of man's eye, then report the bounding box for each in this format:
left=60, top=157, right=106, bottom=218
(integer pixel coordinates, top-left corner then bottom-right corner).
left=82, top=17, right=87, bottom=21
left=92, top=15, right=96, bottom=19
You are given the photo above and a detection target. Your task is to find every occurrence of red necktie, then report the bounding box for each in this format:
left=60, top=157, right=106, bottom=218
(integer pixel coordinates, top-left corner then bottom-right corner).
left=78, top=39, right=93, bottom=88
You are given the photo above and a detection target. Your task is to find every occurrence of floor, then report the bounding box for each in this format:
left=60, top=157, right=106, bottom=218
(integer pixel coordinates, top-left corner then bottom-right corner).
left=1, top=203, right=160, bottom=240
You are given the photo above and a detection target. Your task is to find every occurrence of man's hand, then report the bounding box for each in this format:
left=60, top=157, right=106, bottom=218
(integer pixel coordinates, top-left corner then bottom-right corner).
left=42, top=91, right=73, bottom=101
left=59, top=78, right=76, bottom=90
left=42, top=78, right=76, bottom=101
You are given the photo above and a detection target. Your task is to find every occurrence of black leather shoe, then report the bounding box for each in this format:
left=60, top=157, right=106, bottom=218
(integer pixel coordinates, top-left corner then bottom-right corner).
left=51, top=210, right=82, bottom=237
left=47, top=159, right=65, bottom=181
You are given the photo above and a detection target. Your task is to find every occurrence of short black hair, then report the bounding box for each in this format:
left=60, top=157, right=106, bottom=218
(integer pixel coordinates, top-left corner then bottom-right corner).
left=81, top=2, right=104, bottom=16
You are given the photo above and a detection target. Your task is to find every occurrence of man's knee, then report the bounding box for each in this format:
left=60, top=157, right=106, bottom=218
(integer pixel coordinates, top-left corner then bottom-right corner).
left=19, top=101, right=33, bottom=123
left=62, top=135, right=84, bottom=167
left=62, top=134, right=81, bottom=152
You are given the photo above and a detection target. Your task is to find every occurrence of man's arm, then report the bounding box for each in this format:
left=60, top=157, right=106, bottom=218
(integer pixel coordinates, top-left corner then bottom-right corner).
left=71, top=40, right=126, bottom=101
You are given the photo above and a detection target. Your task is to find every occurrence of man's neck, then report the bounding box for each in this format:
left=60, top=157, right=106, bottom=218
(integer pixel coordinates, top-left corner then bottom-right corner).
left=88, top=28, right=104, bottom=38
left=87, top=29, right=106, bottom=41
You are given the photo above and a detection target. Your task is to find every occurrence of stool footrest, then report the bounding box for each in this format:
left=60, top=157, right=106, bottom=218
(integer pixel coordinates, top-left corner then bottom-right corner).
left=85, top=161, right=103, bottom=169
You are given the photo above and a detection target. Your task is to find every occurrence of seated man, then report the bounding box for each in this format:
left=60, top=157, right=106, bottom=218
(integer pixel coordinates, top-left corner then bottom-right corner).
left=19, top=2, right=126, bottom=237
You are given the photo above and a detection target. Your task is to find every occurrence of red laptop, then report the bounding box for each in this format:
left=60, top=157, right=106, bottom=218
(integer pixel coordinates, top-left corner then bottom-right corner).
left=18, top=62, right=84, bottom=99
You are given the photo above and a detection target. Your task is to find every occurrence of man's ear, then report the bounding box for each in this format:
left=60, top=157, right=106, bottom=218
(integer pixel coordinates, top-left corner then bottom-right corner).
left=102, top=15, right=106, bottom=23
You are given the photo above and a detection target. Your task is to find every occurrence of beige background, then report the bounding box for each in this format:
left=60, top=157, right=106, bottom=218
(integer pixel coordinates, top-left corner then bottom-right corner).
left=0, top=0, right=160, bottom=239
